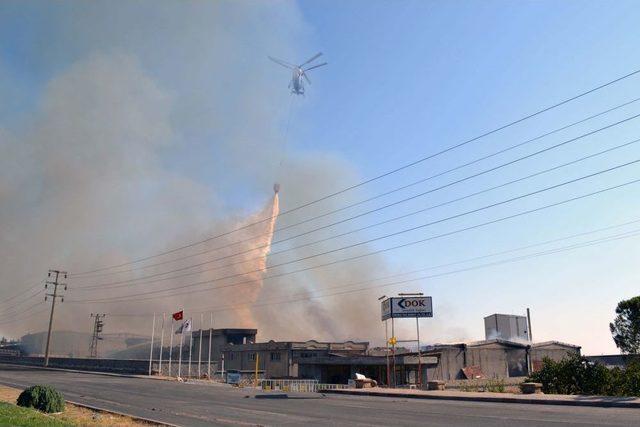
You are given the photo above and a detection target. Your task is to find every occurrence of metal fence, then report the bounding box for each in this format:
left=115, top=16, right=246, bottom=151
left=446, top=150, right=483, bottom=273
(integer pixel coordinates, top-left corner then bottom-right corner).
left=258, top=379, right=351, bottom=393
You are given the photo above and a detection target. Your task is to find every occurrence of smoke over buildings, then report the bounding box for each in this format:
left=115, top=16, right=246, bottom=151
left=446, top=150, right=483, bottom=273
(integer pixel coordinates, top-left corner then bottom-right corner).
left=0, top=1, right=403, bottom=346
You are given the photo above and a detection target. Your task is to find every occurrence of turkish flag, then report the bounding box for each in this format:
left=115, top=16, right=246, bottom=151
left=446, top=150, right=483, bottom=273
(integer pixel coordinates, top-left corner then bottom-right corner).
left=172, top=310, right=183, bottom=321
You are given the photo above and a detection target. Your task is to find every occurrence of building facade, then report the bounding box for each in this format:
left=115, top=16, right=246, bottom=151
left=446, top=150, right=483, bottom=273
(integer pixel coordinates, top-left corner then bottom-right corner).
left=221, top=340, right=369, bottom=379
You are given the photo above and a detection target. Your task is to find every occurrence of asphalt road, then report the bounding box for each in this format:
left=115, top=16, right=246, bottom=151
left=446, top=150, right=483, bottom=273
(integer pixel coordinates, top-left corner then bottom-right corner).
left=1, top=364, right=639, bottom=426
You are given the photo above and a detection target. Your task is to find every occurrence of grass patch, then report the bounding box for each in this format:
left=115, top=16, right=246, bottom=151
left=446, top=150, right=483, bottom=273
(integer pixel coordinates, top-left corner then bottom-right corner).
left=0, top=385, right=155, bottom=426
left=0, top=401, right=71, bottom=426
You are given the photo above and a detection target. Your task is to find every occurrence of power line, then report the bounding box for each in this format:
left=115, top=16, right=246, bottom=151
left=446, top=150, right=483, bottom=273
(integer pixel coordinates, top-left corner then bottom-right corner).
left=0, top=304, right=48, bottom=326
left=105, top=227, right=640, bottom=318
left=0, top=281, right=44, bottom=307
left=0, top=299, right=46, bottom=323
left=67, top=169, right=640, bottom=304
left=73, top=134, right=640, bottom=290
left=101, top=219, right=639, bottom=316
left=0, top=288, right=43, bottom=313
left=70, top=98, right=640, bottom=280
left=187, top=229, right=640, bottom=316
left=69, top=68, right=640, bottom=276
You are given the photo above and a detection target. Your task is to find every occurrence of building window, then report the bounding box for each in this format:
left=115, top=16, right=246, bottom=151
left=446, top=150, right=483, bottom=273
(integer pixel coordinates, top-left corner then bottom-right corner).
left=229, top=352, right=235, bottom=360
left=248, top=352, right=256, bottom=361
left=270, top=352, right=281, bottom=361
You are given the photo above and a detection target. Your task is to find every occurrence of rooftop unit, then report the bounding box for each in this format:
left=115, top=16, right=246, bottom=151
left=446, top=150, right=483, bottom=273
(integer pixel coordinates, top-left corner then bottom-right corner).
left=484, top=313, right=530, bottom=342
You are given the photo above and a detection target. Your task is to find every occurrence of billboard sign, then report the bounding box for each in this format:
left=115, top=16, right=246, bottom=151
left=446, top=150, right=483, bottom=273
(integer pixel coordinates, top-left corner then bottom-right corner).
left=381, top=297, right=433, bottom=320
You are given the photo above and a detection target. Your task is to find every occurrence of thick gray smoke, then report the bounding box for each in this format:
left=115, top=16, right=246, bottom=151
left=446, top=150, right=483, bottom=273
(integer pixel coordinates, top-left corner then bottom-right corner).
left=0, top=1, right=405, bottom=349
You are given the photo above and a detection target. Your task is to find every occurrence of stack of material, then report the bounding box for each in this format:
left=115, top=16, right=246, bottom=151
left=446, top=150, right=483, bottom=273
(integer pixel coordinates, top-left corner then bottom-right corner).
left=354, top=373, right=378, bottom=388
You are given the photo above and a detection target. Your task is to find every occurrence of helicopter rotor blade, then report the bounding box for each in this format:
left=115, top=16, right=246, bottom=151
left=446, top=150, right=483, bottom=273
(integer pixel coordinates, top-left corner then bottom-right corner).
left=268, top=56, right=296, bottom=70
left=302, top=72, right=311, bottom=85
left=303, top=62, right=328, bottom=72
left=299, top=52, right=323, bottom=67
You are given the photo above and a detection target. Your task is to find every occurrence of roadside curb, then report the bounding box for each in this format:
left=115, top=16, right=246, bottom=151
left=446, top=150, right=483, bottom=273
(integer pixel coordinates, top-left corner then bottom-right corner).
left=0, top=362, right=172, bottom=382
left=322, top=389, right=640, bottom=409
left=66, top=399, right=181, bottom=427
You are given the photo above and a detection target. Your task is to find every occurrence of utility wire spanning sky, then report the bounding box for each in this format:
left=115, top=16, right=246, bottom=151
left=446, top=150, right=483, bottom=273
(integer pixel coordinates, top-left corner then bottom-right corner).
left=1, top=0, right=639, bottom=354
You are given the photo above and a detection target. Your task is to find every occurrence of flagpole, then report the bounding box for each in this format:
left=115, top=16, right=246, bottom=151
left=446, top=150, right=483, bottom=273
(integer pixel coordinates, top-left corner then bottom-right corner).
left=178, top=327, right=184, bottom=379
left=198, top=313, right=203, bottom=379
left=158, top=313, right=165, bottom=376
left=168, top=318, right=174, bottom=377
left=148, top=312, right=156, bottom=376
left=188, top=323, right=193, bottom=379
left=208, top=312, right=213, bottom=379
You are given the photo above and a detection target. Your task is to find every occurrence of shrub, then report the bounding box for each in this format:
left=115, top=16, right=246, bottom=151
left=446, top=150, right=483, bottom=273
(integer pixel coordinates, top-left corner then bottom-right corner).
left=527, top=354, right=640, bottom=397
left=485, top=379, right=506, bottom=393
left=16, top=385, right=65, bottom=413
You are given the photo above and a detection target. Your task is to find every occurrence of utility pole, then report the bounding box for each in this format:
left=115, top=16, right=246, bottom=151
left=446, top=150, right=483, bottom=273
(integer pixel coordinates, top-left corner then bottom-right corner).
left=89, top=313, right=106, bottom=358
left=44, top=269, right=67, bottom=367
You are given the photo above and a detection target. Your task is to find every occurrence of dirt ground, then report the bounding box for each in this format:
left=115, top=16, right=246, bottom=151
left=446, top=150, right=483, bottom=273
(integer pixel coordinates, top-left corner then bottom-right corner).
left=0, top=384, right=158, bottom=426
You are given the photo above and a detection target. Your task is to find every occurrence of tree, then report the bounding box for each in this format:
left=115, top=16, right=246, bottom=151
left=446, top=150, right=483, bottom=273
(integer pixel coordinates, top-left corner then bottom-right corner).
left=610, top=296, right=640, bottom=354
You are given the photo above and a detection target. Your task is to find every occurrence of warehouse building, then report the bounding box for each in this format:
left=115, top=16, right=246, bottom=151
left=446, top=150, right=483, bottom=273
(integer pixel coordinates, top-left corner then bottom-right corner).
left=220, top=338, right=580, bottom=385
left=221, top=339, right=369, bottom=379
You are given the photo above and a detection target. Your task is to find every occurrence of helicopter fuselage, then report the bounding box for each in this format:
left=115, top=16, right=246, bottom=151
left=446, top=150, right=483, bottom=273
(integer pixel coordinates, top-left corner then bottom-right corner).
left=290, top=68, right=304, bottom=95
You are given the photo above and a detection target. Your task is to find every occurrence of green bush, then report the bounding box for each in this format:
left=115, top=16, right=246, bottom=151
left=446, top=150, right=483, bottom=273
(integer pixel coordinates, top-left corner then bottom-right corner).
left=16, top=385, right=65, bottom=413
left=527, top=354, right=640, bottom=397
left=485, top=378, right=506, bottom=393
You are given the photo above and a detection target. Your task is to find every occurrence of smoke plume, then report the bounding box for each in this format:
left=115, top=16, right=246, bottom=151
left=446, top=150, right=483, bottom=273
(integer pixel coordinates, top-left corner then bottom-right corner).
left=0, top=1, right=403, bottom=349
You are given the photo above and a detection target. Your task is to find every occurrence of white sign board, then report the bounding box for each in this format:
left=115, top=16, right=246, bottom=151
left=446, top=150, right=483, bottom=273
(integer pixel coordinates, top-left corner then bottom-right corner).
left=381, top=297, right=433, bottom=320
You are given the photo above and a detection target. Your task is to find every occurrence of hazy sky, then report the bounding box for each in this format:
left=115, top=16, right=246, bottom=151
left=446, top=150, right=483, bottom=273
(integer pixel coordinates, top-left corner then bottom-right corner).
left=1, top=0, right=639, bottom=354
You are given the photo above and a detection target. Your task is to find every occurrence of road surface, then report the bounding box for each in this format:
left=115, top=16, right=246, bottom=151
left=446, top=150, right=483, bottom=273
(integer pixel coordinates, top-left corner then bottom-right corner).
left=1, top=364, right=639, bottom=426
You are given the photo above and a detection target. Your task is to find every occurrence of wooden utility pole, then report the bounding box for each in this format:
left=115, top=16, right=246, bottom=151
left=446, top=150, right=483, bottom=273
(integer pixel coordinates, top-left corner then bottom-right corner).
left=44, top=269, right=67, bottom=367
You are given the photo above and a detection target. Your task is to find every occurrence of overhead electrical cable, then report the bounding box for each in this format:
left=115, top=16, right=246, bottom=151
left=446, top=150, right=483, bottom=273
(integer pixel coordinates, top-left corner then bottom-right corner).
left=180, top=229, right=640, bottom=316
left=105, top=227, right=640, bottom=317
left=0, top=281, right=44, bottom=307
left=69, top=68, right=640, bottom=276
left=73, top=131, right=640, bottom=290
left=66, top=165, right=640, bottom=304
left=0, top=300, right=46, bottom=323
left=70, top=98, right=640, bottom=280
left=0, top=306, right=49, bottom=326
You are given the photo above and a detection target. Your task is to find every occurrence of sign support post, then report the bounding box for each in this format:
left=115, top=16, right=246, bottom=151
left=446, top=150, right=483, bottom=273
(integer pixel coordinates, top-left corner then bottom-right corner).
left=385, top=319, right=390, bottom=387
left=148, top=313, right=156, bottom=376
left=208, top=313, right=213, bottom=379
left=416, top=317, right=422, bottom=388
left=381, top=295, right=433, bottom=389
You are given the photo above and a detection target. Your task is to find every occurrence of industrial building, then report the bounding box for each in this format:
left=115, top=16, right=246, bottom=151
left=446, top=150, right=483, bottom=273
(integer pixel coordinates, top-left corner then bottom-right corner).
left=218, top=337, right=579, bottom=385
left=190, top=328, right=257, bottom=367
left=421, top=339, right=580, bottom=382
left=221, top=340, right=369, bottom=380
left=9, top=315, right=579, bottom=386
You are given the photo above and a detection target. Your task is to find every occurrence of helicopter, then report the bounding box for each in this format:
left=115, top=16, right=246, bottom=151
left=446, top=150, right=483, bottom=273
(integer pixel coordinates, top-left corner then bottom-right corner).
left=268, top=52, right=328, bottom=95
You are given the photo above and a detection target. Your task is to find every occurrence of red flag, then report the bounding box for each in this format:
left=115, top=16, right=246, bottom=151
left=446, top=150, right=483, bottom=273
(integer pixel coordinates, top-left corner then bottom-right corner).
left=172, top=310, right=183, bottom=321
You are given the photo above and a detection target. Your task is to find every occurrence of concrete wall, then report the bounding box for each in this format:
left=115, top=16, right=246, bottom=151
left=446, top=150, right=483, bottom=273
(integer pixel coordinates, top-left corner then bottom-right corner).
left=466, top=345, right=510, bottom=378
left=0, top=355, right=151, bottom=375
left=530, top=343, right=580, bottom=371
left=424, top=346, right=466, bottom=381
left=423, top=343, right=530, bottom=381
